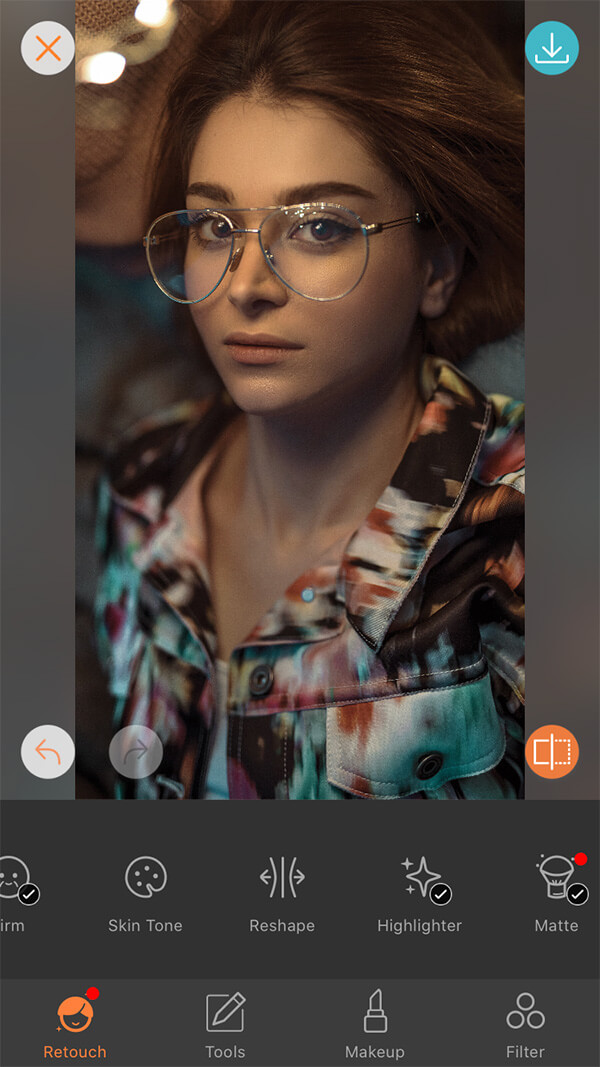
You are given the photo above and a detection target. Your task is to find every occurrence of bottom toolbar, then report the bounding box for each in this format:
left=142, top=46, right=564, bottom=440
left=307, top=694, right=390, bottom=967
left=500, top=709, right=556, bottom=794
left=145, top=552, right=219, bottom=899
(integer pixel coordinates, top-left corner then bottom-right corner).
left=1, top=978, right=598, bottom=1067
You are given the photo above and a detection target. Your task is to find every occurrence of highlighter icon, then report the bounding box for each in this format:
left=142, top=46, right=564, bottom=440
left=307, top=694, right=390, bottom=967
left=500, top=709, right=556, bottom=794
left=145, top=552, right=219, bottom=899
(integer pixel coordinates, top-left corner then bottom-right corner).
left=364, top=988, right=388, bottom=1033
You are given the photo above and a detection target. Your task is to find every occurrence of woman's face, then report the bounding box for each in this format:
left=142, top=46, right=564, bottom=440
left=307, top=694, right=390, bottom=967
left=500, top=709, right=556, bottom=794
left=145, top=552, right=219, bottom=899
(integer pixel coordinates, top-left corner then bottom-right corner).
left=186, top=96, right=441, bottom=420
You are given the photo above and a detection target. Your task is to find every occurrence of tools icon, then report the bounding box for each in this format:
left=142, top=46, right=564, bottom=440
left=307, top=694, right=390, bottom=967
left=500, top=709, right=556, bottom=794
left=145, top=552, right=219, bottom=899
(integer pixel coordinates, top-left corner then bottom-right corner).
left=206, top=992, right=246, bottom=1032
left=259, top=857, right=305, bottom=899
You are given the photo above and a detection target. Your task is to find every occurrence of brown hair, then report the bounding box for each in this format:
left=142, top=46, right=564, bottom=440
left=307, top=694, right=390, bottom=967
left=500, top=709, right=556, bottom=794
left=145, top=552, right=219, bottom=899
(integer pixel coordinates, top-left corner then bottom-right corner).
left=151, top=0, right=524, bottom=362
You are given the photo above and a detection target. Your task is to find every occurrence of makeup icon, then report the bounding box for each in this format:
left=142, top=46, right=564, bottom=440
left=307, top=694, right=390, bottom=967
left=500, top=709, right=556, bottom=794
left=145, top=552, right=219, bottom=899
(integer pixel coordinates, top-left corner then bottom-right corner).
left=363, top=989, right=388, bottom=1034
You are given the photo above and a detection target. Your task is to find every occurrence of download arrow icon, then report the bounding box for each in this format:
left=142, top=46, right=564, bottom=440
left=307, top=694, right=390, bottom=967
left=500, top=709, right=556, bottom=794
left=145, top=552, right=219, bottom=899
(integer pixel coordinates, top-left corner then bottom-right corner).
left=542, top=33, right=562, bottom=58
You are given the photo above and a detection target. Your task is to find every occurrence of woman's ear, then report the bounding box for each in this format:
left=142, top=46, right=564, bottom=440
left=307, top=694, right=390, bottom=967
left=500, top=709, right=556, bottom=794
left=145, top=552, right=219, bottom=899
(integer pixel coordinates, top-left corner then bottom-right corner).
left=419, top=236, right=465, bottom=320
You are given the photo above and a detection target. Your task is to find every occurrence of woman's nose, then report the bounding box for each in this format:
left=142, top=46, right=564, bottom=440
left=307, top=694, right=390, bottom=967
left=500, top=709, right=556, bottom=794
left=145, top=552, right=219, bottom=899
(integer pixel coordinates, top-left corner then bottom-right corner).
left=225, top=234, right=288, bottom=314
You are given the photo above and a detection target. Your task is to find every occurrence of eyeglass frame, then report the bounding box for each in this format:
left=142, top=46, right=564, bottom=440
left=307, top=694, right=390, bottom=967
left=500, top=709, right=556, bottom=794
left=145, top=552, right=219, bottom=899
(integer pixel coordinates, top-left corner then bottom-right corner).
left=143, top=202, right=432, bottom=304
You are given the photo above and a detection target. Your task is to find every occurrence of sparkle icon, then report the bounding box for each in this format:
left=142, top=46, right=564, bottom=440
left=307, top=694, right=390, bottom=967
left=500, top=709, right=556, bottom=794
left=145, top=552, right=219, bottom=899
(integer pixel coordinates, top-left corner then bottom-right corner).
left=405, top=856, right=441, bottom=898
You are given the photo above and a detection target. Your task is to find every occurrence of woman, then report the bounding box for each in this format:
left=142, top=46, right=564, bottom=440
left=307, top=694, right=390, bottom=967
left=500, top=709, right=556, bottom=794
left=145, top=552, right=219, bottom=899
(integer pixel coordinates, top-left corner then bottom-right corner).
left=96, top=1, right=524, bottom=800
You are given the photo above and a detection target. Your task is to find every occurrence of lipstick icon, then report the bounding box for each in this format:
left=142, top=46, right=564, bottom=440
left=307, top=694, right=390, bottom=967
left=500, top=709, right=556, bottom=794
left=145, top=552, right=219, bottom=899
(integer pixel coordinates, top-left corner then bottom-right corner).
left=363, top=989, right=388, bottom=1033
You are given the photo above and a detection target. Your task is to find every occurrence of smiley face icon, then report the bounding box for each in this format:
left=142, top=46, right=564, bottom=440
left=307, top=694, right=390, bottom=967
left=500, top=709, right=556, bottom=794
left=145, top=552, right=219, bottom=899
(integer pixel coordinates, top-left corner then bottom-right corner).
left=0, top=856, right=30, bottom=898
left=125, top=856, right=168, bottom=898
left=57, top=997, right=94, bottom=1033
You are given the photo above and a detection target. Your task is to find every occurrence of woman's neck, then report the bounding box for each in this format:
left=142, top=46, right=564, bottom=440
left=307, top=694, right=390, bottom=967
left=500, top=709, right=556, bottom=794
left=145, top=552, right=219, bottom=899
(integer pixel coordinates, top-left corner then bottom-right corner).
left=237, top=359, right=425, bottom=546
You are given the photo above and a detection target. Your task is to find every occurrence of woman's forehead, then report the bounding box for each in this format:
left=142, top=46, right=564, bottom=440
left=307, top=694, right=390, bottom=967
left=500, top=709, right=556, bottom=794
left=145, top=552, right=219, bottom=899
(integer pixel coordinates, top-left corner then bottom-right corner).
left=187, top=95, right=403, bottom=208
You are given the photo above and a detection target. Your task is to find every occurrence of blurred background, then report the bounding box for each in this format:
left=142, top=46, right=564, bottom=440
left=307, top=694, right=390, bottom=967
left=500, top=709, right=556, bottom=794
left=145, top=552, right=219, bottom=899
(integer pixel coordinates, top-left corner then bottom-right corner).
left=75, top=0, right=525, bottom=796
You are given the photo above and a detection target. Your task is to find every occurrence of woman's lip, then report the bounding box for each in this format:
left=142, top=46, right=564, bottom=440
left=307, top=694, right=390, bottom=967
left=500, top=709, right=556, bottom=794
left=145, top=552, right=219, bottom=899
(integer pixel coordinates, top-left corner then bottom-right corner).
left=224, top=334, right=304, bottom=365
left=226, top=344, right=299, bottom=365
left=224, top=333, right=303, bottom=348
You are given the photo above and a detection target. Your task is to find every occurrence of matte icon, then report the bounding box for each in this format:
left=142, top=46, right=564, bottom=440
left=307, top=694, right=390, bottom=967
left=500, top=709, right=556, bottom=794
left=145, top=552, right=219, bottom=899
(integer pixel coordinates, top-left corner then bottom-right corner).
left=537, top=851, right=589, bottom=905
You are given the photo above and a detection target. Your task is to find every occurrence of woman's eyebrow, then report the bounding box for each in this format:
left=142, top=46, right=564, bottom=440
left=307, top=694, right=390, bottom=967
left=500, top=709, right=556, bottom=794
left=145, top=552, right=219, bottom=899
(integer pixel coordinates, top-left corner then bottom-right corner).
left=277, top=181, right=378, bottom=203
left=185, top=180, right=377, bottom=205
left=186, top=181, right=234, bottom=202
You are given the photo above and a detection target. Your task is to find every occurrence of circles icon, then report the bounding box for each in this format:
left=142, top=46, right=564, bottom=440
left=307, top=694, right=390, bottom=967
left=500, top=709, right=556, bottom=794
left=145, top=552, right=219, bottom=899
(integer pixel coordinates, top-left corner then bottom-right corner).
left=21, top=22, right=75, bottom=75
left=125, top=856, right=168, bottom=899
left=506, top=992, right=546, bottom=1030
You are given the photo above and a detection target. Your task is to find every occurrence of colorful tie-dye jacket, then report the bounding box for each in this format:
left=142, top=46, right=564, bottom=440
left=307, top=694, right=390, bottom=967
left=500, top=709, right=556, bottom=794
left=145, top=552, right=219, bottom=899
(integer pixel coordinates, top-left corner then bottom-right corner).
left=95, top=358, right=524, bottom=800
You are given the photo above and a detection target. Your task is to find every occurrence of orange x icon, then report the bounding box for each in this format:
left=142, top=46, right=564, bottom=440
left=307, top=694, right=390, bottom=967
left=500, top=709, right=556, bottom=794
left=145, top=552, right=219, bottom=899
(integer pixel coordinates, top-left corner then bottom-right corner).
left=35, top=34, right=61, bottom=62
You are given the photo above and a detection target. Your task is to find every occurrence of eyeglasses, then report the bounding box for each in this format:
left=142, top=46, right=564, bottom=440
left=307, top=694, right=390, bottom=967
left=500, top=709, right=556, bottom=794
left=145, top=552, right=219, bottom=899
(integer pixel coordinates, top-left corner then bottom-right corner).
left=143, top=203, right=430, bottom=303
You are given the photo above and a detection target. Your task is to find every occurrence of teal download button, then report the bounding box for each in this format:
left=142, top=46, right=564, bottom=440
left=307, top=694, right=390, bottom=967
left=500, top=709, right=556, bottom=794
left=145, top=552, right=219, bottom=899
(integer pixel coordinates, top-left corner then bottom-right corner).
left=526, top=21, right=579, bottom=75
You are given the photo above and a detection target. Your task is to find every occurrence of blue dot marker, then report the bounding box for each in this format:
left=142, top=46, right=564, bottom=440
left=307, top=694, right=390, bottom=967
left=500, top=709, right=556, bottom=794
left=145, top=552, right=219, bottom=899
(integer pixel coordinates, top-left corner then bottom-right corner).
left=526, top=22, right=579, bottom=76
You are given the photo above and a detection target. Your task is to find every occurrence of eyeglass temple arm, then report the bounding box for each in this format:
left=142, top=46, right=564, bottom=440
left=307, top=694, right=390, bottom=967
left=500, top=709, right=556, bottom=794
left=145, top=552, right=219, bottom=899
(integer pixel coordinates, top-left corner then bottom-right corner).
left=364, top=211, right=432, bottom=235
left=143, top=232, right=180, bottom=246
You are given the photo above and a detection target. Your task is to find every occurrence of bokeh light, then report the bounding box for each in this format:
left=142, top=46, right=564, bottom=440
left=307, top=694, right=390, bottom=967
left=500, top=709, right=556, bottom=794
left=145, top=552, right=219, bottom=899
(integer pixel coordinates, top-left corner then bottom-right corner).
left=135, top=0, right=172, bottom=28
left=78, top=52, right=127, bottom=85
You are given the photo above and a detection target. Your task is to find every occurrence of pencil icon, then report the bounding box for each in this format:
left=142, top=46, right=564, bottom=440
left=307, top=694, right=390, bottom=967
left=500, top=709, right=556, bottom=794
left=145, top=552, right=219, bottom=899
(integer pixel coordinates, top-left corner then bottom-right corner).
left=206, top=991, right=246, bottom=1032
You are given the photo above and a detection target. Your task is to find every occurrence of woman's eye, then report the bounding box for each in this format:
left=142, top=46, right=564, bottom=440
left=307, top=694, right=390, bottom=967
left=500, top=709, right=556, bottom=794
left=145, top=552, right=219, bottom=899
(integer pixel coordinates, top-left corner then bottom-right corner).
left=290, top=215, right=354, bottom=246
left=189, top=214, right=232, bottom=244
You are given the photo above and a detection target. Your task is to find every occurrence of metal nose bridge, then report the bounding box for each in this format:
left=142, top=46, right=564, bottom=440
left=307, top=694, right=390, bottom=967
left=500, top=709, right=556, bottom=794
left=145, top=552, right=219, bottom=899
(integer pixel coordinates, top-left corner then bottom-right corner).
left=227, top=226, right=273, bottom=274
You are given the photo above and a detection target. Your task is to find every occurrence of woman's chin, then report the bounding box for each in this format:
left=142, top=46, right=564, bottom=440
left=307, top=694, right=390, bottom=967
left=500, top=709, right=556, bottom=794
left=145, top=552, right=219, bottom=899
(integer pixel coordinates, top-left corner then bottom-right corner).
left=223, top=378, right=308, bottom=419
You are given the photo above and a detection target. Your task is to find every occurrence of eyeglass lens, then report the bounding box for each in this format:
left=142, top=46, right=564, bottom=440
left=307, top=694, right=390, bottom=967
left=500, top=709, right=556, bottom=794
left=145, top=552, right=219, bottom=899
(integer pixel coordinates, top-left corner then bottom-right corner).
left=145, top=207, right=369, bottom=302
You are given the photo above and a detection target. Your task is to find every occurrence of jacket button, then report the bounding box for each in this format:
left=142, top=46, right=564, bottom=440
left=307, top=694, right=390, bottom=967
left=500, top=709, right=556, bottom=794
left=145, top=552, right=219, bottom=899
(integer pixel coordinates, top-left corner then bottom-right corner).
left=249, top=664, right=274, bottom=698
left=415, top=752, right=444, bottom=780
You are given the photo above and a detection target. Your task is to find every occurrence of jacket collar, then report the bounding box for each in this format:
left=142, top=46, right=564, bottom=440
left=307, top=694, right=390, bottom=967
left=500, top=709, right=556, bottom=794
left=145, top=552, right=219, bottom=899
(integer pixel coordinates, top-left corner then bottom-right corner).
left=341, top=359, right=491, bottom=649
left=108, top=360, right=491, bottom=653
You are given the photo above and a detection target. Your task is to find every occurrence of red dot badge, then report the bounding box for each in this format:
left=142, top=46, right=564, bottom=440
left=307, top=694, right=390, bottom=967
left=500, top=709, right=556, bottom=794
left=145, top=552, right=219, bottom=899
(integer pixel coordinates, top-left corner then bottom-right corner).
left=85, top=987, right=100, bottom=1000
left=573, top=852, right=588, bottom=866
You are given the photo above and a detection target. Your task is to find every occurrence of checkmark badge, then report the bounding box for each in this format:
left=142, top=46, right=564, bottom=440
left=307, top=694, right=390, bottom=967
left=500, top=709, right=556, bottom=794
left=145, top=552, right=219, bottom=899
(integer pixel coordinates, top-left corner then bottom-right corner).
left=428, top=881, right=453, bottom=906
left=17, top=882, right=40, bottom=906
left=566, top=882, right=589, bottom=907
